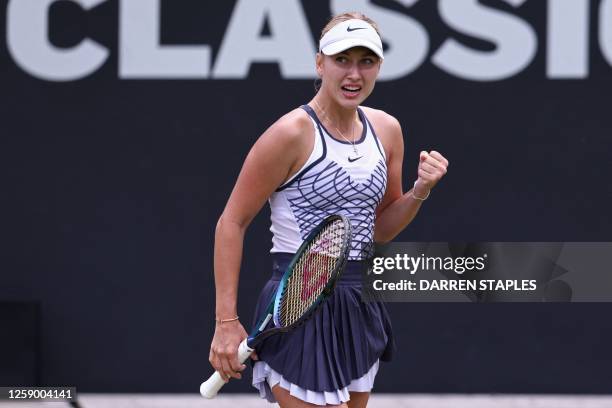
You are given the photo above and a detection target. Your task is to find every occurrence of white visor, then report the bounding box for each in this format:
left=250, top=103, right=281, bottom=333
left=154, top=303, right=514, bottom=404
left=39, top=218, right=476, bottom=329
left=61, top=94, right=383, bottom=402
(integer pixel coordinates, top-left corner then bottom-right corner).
left=319, top=19, right=384, bottom=59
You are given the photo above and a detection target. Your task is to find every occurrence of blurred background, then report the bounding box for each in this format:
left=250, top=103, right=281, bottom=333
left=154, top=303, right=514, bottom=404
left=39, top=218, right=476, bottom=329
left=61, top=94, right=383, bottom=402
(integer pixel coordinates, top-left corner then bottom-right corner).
left=1, top=0, right=611, bottom=400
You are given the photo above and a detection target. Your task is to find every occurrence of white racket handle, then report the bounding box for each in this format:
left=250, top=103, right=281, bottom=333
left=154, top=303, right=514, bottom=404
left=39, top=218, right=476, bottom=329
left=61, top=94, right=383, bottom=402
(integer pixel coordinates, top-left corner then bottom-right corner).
left=200, top=339, right=254, bottom=399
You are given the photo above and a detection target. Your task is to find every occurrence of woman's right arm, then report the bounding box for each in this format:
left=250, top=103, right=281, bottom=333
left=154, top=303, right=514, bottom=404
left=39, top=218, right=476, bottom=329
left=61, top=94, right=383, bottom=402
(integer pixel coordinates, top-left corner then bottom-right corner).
left=209, top=110, right=312, bottom=382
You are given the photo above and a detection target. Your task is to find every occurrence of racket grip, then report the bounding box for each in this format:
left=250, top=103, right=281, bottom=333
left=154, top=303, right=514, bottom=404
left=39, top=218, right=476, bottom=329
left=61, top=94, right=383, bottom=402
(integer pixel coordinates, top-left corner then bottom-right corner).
left=200, top=339, right=254, bottom=399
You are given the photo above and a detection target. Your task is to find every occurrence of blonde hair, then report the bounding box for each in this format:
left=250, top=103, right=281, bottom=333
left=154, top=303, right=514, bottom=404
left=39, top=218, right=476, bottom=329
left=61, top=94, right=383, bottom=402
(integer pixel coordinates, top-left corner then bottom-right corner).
left=320, top=12, right=381, bottom=40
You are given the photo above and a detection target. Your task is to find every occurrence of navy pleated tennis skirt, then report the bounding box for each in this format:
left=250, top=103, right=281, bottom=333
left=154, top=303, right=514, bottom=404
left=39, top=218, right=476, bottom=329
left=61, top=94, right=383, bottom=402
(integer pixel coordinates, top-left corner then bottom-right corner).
left=251, top=253, right=395, bottom=402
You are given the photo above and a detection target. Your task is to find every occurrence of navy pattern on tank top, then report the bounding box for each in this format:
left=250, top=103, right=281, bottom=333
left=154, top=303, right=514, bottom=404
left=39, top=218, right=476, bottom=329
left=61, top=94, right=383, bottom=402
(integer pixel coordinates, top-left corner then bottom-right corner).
left=289, top=160, right=386, bottom=258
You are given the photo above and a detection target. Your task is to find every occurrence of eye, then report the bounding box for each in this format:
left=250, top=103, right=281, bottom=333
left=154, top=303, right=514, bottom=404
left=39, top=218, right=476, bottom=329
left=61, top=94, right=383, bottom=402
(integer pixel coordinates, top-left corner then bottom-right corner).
left=335, top=56, right=348, bottom=64
left=361, top=57, right=376, bottom=65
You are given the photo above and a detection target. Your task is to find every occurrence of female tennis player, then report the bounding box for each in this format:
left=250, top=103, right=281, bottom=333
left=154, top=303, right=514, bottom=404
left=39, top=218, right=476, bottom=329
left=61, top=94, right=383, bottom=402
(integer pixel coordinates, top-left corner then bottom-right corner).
left=209, top=12, right=448, bottom=408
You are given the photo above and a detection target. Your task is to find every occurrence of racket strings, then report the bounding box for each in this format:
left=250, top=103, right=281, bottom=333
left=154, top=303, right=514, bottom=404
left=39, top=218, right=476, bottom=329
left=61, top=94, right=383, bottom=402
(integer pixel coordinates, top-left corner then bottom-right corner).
left=279, top=220, right=347, bottom=327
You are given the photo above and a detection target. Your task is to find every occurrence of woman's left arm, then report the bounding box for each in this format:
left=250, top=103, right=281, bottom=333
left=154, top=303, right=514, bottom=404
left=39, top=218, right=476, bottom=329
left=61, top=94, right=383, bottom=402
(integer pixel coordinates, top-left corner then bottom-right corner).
left=374, top=114, right=449, bottom=243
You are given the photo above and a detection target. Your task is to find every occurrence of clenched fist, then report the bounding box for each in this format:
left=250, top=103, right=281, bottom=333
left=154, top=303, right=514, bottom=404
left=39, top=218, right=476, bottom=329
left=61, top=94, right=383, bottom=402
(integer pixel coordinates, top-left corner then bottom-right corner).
left=414, top=150, right=449, bottom=198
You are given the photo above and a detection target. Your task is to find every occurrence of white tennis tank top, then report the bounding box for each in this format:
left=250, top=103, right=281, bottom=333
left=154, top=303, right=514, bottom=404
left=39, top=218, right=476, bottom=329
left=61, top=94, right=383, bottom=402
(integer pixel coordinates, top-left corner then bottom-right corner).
left=268, top=105, right=387, bottom=260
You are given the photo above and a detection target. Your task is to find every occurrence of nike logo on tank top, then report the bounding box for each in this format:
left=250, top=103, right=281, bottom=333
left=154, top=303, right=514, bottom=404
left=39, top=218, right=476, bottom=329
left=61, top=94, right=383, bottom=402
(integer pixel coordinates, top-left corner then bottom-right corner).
left=268, top=105, right=387, bottom=260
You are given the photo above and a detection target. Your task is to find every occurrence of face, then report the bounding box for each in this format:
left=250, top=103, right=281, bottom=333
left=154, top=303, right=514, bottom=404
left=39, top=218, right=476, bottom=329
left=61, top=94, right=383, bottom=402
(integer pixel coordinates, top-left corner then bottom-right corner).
left=316, top=46, right=382, bottom=108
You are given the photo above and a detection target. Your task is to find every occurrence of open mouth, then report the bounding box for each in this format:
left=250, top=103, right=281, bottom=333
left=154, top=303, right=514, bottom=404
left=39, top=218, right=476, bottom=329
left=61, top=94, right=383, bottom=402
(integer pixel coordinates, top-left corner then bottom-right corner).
left=341, top=85, right=362, bottom=98
left=341, top=85, right=362, bottom=92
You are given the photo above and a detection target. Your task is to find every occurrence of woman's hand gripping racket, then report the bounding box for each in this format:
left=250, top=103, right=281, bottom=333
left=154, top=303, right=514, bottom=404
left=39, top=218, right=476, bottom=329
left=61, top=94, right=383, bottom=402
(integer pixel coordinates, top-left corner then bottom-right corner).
left=200, top=214, right=352, bottom=398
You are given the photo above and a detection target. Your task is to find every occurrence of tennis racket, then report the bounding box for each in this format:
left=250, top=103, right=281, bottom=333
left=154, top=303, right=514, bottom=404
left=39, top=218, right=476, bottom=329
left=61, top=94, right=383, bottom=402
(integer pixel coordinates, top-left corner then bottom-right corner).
left=200, top=214, right=352, bottom=398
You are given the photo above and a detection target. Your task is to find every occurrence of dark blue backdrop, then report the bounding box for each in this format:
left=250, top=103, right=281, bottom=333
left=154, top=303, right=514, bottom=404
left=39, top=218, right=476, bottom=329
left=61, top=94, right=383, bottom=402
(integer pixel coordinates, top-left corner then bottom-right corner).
left=1, top=0, right=611, bottom=393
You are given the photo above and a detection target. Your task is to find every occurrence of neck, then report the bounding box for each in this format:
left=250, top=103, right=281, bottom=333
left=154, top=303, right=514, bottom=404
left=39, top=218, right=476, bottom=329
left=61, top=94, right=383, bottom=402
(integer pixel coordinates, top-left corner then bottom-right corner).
left=310, top=95, right=358, bottom=134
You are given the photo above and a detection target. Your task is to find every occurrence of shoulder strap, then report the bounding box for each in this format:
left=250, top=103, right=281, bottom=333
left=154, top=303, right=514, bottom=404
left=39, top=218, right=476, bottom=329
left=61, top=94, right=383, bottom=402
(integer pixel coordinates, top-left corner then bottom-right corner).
left=275, top=106, right=328, bottom=192
left=359, top=107, right=386, bottom=161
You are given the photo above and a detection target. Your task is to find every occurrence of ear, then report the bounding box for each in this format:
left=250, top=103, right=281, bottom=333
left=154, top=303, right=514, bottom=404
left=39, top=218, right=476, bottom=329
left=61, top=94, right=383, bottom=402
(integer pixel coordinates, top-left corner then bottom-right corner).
left=315, top=52, right=323, bottom=77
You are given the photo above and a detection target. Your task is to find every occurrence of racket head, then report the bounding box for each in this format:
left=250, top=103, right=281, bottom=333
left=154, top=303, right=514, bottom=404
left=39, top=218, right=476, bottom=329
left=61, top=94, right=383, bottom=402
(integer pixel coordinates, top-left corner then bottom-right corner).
left=272, top=215, right=352, bottom=328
